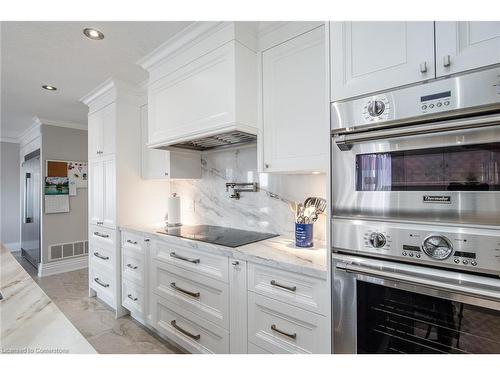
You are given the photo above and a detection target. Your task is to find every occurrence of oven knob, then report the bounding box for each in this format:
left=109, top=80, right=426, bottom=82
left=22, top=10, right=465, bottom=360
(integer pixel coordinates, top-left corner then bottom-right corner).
left=422, top=235, right=453, bottom=260
left=471, top=260, right=477, bottom=266
left=369, top=232, right=387, bottom=248
left=367, top=100, right=385, bottom=117
left=454, top=258, right=460, bottom=264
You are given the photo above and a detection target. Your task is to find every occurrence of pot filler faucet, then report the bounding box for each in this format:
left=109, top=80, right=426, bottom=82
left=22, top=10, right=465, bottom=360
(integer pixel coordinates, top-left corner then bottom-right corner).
left=225, top=182, right=258, bottom=199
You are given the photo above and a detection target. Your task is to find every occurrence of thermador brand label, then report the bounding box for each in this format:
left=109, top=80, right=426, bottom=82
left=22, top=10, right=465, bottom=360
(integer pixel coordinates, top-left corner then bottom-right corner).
left=423, top=195, right=451, bottom=204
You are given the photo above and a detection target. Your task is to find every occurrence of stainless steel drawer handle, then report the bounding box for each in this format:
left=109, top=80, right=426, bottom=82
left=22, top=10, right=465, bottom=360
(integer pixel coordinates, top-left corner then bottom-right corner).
left=127, top=294, right=138, bottom=301
left=170, top=282, right=200, bottom=298
left=94, top=278, right=109, bottom=288
left=170, top=320, right=200, bottom=340
left=93, top=252, right=109, bottom=260
left=126, top=239, right=138, bottom=245
left=270, top=280, right=297, bottom=292
left=169, top=252, right=200, bottom=264
left=93, top=231, right=109, bottom=238
left=126, top=263, right=138, bottom=270
left=271, top=324, right=297, bottom=339
left=97, top=221, right=104, bottom=225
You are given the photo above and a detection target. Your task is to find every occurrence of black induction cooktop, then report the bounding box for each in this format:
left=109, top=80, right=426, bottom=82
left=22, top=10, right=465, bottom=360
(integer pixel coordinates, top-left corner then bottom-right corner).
left=156, top=225, right=278, bottom=248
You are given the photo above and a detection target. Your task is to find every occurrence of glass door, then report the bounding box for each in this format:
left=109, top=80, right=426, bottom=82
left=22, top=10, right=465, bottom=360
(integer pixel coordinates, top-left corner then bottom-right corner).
left=357, top=281, right=500, bottom=353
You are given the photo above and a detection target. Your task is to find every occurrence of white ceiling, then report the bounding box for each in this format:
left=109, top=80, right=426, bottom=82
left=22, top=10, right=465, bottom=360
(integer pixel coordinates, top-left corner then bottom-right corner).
left=1, top=21, right=192, bottom=139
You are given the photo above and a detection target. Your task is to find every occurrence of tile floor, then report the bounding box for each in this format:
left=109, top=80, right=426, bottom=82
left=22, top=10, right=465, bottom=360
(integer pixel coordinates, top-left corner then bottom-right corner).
left=11, top=252, right=183, bottom=354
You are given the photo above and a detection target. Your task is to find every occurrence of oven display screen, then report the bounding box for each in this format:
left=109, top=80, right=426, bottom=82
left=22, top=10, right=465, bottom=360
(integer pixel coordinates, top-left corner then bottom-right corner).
left=453, top=251, right=476, bottom=259
left=421, top=91, right=451, bottom=102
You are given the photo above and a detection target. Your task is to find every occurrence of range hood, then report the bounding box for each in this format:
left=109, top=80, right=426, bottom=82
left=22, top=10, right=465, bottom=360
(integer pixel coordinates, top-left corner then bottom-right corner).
left=159, top=130, right=257, bottom=151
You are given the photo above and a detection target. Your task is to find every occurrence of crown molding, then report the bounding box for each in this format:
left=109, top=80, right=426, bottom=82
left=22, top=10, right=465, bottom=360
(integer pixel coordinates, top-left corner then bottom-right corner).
left=17, top=117, right=42, bottom=145
left=136, top=22, right=226, bottom=71
left=79, top=77, right=144, bottom=109
left=39, top=118, right=87, bottom=131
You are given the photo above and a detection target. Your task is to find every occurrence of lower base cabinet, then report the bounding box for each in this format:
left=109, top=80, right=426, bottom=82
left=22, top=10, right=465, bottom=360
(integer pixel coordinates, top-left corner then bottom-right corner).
left=119, top=230, right=330, bottom=354
left=151, top=293, right=230, bottom=354
left=247, top=292, right=329, bottom=354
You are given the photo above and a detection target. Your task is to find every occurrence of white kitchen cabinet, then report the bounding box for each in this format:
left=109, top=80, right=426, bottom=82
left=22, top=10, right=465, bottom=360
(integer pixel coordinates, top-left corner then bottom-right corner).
left=330, top=21, right=435, bottom=100
left=139, top=22, right=258, bottom=149
left=87, top=103, right=116, bottom=158
left=82, top=78, right=167, bottom=316
left=140, top=104, right=201, bottom=180
left=88, top=155, right=116, bottom=229
left=229, top=259, right=248, bottom=353
left=435, top=21, right=500, bottom=77
left=262, top=25, right=328, bottom=173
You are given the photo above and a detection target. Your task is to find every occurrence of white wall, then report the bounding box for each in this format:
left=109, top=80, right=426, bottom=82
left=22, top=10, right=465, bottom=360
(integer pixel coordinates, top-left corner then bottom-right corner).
left=41, top=125, right=88, bottom=264
left=0, top=141, right=21, bottom=249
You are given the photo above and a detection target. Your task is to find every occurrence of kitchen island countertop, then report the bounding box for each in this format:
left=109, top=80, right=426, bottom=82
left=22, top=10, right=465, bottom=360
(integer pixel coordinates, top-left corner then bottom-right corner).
left=0, top=244, right=96, bottom=354
left=120, top=224, right=327, bottom=279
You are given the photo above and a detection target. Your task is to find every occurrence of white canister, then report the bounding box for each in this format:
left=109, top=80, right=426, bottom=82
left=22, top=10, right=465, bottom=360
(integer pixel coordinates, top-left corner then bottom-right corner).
left=166, top=193, right=182, bottom=227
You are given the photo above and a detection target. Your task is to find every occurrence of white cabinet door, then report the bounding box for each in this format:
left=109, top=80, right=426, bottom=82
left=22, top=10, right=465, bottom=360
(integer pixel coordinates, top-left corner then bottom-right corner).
left=140, top=104, right=201, bottom=180
left=229, top=259, right=247, bottom=353
left=436, top=21, right=500, bottom=77
left=88, top=158, right=103, bottom=226
left=262, top=25, right=328, bottom=173
left=101, top=155, right=116, bottom=229
left=88, top=111, right=103, bottom=158
left=148, top=42, right=236, bottom=147
left=331, top=21, right=435, bottom=100
left=100, top=103, right=116, bottom=156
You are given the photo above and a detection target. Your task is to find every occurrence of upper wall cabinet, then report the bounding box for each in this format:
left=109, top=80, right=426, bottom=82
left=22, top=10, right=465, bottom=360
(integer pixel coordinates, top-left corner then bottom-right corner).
left=331, top=22, right=435, bottom=101
left=138, top=22, right=258, bottom=149
left=262, top=25, right=328, bottom=173
left=435, top=22, right=500, bottom=77
left=140, top=104, right=201, bottom=180
left=88, top=102, right=116, bottom=158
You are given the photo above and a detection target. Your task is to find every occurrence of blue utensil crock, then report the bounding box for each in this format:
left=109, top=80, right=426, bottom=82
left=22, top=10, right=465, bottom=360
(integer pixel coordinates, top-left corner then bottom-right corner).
left=295, top=223, right=314, bottom=248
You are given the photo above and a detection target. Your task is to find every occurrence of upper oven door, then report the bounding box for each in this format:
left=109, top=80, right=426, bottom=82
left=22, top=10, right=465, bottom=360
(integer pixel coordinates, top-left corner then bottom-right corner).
left=331, top=113, right=500, bottom=226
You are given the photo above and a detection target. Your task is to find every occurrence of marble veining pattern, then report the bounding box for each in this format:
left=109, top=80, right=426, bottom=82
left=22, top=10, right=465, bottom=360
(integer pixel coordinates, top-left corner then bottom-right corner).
left=120, top=223, right=327, bottom=279
left=0, top=244, right=96, bottom=354
left=170, top=146, right=327, bottom=241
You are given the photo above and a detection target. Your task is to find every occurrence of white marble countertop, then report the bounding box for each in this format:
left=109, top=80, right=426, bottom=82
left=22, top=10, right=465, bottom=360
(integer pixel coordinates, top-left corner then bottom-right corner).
left=120, top=223, right=327, bottom=279
left=0, top=244, right=96, bottom=354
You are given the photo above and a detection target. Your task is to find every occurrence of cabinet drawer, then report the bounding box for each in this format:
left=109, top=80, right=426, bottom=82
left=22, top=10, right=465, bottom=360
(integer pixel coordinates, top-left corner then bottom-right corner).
left=121, top=231, right=144, bottom=253
left=122, top=248, right=145, bottom=286
left=151, top=239, right=228, bottom=282
left=248, top=263, right=328, bottom=316
left=151, top=294, right=229, bottom=354
left=248, top=342, right=271, bottom=354
left=152, top=260, right=229, bottom=329
left=90, top=265, right=116, bottom=309
left=248, top=292, right=329, bottom=354
left=89, top=242, right=115, bottom=271
left=90, top=225, right=116, bottom=248
left=122, top=280, right=145, bottom=317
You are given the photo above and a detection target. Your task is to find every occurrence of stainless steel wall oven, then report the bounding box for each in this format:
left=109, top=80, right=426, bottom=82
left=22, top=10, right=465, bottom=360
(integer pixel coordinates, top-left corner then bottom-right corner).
left=331, top=66, right=500, bottom=354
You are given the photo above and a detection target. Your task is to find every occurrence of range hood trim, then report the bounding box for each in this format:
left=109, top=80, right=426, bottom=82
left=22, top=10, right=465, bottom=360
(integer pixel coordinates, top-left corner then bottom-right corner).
left=147, top=123, right=258, bottom=151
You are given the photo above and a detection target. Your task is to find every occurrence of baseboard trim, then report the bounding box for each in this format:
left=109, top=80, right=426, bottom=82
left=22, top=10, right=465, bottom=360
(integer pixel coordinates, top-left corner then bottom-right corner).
left=4, top=242, right=21, bottom=251
left=38, top=255, right=89, bottom=277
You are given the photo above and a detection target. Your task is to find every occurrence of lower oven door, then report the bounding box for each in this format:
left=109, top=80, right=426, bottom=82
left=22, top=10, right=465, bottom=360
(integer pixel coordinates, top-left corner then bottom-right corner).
left=333, top=253, right=500, bottom=354
left=332, top=113, right=500, bottom=226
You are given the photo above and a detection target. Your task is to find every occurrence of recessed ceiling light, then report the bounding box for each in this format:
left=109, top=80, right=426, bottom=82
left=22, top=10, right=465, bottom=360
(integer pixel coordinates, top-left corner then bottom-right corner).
left=42, top=85, right=57, bottom=91
left=83, top=28, right=104, bottom=40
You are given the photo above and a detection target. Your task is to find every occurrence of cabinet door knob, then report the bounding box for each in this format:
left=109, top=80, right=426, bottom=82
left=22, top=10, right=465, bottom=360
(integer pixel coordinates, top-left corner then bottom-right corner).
left=164, top=172, right=169, bottom=176
left=419, top=61, right=427, bottom=73
left=232, top=261, right=239, bottom=266
left=265, top=164, right=270, bottom=169
left=443, top=55, right=451, bottom=67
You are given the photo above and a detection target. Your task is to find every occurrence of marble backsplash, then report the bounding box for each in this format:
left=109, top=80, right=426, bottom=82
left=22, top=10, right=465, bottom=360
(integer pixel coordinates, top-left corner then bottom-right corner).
left=170, top=146, right=327, bottom=241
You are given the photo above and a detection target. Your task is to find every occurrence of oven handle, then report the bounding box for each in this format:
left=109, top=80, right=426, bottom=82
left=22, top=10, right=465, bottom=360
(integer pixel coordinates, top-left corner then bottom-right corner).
left=336, top=262, right=500, bottom=302
left=333, top=113, right=500, bottom=151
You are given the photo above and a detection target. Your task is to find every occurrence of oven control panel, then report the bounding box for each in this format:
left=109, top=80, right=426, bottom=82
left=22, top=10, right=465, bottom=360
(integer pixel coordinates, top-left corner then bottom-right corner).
left=362, top=95, right=391, bottom=122
left=420, top=90, right=453, bottom=114
left=333, top=218, right=500, bottom=276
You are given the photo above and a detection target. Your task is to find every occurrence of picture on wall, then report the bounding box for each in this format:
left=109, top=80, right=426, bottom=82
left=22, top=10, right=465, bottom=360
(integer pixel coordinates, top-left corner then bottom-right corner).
left=44, top=176, right=70, bottom=195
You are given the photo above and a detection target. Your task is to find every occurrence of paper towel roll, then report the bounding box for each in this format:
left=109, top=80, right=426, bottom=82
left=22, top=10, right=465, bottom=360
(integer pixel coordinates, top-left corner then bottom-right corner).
left=167, top=193, right=181, bottom=226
